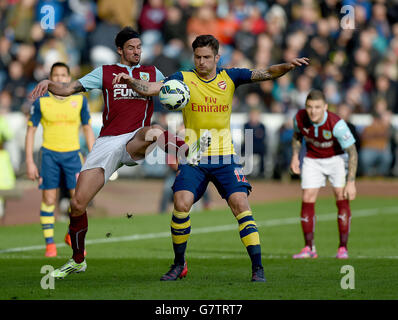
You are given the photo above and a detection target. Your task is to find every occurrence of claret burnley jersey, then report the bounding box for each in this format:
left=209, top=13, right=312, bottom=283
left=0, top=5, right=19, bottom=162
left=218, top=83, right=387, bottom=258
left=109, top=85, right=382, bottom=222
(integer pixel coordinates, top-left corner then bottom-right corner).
left=79, top=63, right=164, bottom=137
left=165, top=68, right=252, bottom=156
left=294, top=109, right=356, bottom=158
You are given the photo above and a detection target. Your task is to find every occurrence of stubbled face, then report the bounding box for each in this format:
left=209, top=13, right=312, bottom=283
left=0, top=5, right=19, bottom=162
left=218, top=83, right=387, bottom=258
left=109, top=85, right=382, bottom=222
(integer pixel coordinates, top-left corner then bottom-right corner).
left=305, top=99, right=328, bottom=124
left=118, top=38, right=142, bottom=66
left=193, top=46, right=219, bottom=78
left=50, top=66, right=71, bottom=83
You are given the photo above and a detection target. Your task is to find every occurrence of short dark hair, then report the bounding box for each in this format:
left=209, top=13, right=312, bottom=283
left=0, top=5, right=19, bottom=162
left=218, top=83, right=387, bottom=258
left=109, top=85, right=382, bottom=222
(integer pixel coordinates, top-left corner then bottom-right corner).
left=192, top=34, right=219, bottom=56
left=115, top=27, right=140, bottom=49
left=50, top=62, right=70, bottom=76
left=306, top=89, right=325, bottom=103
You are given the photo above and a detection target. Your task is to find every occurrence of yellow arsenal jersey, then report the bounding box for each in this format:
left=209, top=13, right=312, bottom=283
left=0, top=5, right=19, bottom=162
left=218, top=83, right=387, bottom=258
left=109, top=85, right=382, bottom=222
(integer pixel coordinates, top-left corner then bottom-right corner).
left=166, top=68, right=252, bottom=156
left=28, top=93, right=91, bottom=152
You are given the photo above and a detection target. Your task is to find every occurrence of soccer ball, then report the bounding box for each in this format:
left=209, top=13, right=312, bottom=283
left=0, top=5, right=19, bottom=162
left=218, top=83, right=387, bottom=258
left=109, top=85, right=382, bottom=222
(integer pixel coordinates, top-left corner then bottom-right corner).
left=159, top=79, right=190, bottom=111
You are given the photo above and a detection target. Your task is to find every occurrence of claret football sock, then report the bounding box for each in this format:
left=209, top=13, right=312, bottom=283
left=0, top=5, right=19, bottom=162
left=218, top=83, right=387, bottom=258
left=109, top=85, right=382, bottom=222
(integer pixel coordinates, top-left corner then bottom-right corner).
left=336, top=199, right=351, bottom=248
left=158, top=131, right=189, bottom=158
left=170, top=210, right=191, bottom=265
left=69, top=211, right=88, bottom=264
left=236, top=211, right=262, bottom=268
left=301, top=202, right=315, bottom=248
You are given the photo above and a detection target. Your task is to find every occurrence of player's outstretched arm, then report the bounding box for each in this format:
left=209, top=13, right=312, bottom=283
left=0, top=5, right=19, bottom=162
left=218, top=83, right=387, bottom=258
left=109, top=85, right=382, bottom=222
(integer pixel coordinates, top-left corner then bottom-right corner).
left=29, top=80, right=84, bottom=100
left=112, top=73, right=163, bottom=96
left=251, top=57, right=310, bottom=82
left=290, top=131, right=302, bottom=175
left=344, top=144, right=358, bottom=200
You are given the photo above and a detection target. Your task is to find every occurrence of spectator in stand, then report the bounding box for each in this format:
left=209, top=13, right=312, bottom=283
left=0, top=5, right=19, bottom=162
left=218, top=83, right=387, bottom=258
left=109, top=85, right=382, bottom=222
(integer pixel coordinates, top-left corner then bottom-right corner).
left=138, top=0, right=167, bottom=63
left=150, top=41, right=181, bottom=77
left=97, top=0, right=138, bottom=29
left=337, top=103, right=361, bottom=153
left=324, top=80, right=342, bottom=107
left=138, top=0, right=167, bottom=33
left=291, top=74, right=312, bottom=110
left=4, top=60, right=28, bottom=111
left=87, top=21, right=119, bottom=68
left=66, top=0, right=97, bottom=54
left=265, top=4, right=287, bottom=48
left=370, top=2, right=391, bottom=40
left=0, top=36, right=12, bottom=91
left=5, top=0, right=35, bottom=43
left=350, top=66, right=373, bottom=95
left=16, top=43, right=36, bottom=82
left=289, top=1, right=319, bottom=37
left=215, top=9, right=240, bottom=46
left=243, top=107, right=267, bottom=178
left=186, top=5, right=219, bottom=44
left=163, top=5, right=187, bottom=44
left=272, top=73, right=295, bottom=112
left=359, top=101, right=393, bottom=177
left=345, top=82, right=371, bottom=113
left=37, top=34, right=69, bottom=75
left=234, top=17, right=257, bottom=60
left=239, top=91, right=266, bottom=113
left=52, top=22, right=81, bottom=74
left=274, top=115, right=295, bottom=181
left=371, top=75, right=397, bottom=113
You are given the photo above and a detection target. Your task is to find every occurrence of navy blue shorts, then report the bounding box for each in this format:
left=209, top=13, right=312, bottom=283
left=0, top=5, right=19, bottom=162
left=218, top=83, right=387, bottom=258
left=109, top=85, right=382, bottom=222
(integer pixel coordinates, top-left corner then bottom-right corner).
left=172, top=156, right=252, bottom=203
left=39, top=147, right=83, bottom=190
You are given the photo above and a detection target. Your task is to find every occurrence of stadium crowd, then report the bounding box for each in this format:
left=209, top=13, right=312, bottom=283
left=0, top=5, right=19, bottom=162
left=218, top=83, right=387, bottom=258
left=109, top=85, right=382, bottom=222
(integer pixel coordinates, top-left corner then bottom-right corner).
left=0, top=0, right=397, bottom=178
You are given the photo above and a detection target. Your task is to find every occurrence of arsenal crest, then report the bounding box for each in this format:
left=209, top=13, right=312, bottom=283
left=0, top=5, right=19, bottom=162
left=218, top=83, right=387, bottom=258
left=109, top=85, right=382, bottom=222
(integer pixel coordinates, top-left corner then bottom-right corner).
left=140, top=72, right=150, bottom=81
left=217, top=80, right=227, bottom=90
left=323, top=130, right=332, bottom=140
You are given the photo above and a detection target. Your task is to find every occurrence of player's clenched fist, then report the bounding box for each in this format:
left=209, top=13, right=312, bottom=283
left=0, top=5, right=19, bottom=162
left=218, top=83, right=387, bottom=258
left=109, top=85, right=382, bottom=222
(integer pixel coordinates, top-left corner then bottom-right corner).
left=343, top=181, right=356, bottom=200
left=26, top=161, right=39, bottom=181
left=290, top=156, right=301, bottom=175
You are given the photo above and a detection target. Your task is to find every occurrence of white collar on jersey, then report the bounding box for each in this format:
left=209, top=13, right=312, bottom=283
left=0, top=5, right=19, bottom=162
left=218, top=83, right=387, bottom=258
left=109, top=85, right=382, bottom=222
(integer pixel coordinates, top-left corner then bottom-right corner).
left=116, top=63, right=141, bottom=70
left=312, top=111, right=328, bottom=128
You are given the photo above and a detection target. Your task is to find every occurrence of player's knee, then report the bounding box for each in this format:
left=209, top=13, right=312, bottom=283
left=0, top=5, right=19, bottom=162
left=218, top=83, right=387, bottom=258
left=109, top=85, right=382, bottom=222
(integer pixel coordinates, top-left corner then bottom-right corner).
left=42, top=193, right=56, bottom=206
left=228, top=193, right=250, bottom=216
left=151, top=124, right=165, bottom=132
left=70, top=197, right=86, bottom=216
left=145, top=125, right=164, bottom=142
left=174, top=197, right=192, bottom=213
left=173, top=191, right=194, bottom=213
left=174, top=202, right=191, bottom=213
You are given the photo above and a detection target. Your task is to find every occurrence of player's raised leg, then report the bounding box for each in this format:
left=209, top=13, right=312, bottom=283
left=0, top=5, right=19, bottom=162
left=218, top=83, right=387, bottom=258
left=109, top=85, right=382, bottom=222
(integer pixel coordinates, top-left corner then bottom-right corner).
left=334, top=187, right=351, bottom=259
left=293, top=188, right=319, bottom=259
left=126, top=125, right=211, bottom=166
left=228, top=192, right=265, bottom=282
left=126, top=124, right=187, bottom=162
left=51, top=168, right=105, bottom=279
left=160, top=190, right=193, bottom=281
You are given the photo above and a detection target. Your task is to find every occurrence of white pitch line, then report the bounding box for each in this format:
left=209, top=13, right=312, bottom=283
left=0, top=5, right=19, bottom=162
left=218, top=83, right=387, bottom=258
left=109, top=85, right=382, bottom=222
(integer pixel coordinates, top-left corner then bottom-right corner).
left=0, top=206, right=397, bottom=255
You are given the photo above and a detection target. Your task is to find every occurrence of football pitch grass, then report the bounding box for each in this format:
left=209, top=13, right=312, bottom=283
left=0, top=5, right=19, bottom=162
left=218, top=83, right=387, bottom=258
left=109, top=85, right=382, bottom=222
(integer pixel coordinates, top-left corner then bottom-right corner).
left=0, top=196, right=397, bottom=300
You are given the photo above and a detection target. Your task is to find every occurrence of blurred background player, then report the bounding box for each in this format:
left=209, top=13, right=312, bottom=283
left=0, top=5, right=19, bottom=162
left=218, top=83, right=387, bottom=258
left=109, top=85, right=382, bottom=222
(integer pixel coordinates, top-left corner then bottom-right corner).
left=114, top=34, right=309, bottom=282
left=0, top=106, right=16, bottom=221
left=290, top=89, right=358, bottom=259
left=25, top=62, right=95, bottom=257
left=243, top=107, right=267, bottom=178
